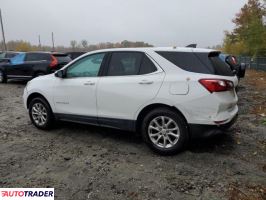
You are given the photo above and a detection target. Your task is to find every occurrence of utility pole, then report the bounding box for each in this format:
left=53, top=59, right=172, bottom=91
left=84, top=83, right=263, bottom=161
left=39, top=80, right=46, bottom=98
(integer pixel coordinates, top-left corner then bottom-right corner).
left=51, top=32, right=55, bottom=51
left=38, top=34, right=41, bottom=50
left=0, top=9, right=7, bottom=51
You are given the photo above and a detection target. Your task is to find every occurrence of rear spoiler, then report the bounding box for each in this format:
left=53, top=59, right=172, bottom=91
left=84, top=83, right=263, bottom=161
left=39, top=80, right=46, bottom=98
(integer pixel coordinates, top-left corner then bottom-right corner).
left=186, top=44, right=197, bottom=48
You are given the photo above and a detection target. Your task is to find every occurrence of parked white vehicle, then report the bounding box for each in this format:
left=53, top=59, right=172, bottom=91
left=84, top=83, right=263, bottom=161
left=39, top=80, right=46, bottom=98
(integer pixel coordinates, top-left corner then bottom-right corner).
left=23, top=47, right=238, bottom=154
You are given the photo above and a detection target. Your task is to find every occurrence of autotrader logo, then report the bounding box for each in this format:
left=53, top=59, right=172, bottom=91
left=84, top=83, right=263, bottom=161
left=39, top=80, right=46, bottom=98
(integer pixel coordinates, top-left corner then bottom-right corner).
left=0, top=188, right=54, bottom=199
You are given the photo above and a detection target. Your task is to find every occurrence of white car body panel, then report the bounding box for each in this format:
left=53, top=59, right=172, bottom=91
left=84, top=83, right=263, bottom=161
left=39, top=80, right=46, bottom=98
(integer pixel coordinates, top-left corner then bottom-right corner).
left=23, top=47, right=239, bottom=132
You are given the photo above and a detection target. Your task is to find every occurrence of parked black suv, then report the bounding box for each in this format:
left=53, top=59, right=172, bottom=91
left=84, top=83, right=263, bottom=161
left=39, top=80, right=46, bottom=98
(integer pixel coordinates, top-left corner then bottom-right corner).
left=0, top=52, right=71, bottom=83
left=0, top=51, right=20, bottom=63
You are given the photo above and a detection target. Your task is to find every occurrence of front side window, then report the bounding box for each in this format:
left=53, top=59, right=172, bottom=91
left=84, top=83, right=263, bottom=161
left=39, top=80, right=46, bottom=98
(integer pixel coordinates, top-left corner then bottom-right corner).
left=107, top=52, right=157, bottom=76
left=10, top=53, right=26, bottom=65
left=66, top=53, right=105, bottom=78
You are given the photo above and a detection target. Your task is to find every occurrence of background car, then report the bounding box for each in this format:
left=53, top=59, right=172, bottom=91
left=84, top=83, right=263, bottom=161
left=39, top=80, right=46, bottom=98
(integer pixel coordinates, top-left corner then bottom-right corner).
left=67, top=51, right=86, bottom=60
left=219, top=53, right=246, bottom=79
left=0, top=51, right=20, bottom=63
left=0, top=52, right=72, bottom=83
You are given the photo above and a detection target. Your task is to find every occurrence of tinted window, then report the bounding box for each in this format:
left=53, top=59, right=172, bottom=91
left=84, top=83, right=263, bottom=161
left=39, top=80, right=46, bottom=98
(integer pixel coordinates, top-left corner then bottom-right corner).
left=156, top=51, right=233, bottom=76
left=107, top=52, right=143, bottom=76
left=196, top=52, right=234, bottom=76
left=6, top=52, right=19, bottom=58
left=66, top=53, right=105, bottom=78
left=139, top=55, right=157, bottom=74
left=25, top=53, right=50, bottom=61
left=10, top=53, right=26, bottom=65
left=53, top=54, right=72, bottom=63
left=0, top=53, right=4, bottom=59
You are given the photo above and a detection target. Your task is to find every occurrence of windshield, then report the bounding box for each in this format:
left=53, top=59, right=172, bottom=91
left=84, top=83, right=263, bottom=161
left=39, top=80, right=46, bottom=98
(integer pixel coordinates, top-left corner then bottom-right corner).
left=0, top=53, right=5, bottom=59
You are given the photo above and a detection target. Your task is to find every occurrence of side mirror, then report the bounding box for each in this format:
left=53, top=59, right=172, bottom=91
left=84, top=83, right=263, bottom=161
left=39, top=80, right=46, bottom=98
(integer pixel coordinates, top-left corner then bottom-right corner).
left=55, top=70, right=66, bottom=78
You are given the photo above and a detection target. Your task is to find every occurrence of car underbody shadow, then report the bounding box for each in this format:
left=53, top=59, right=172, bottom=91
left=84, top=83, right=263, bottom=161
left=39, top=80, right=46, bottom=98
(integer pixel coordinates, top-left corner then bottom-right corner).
left=55, top=121, right=143, bottom=145
left=187, top=132, right=235, bottom=154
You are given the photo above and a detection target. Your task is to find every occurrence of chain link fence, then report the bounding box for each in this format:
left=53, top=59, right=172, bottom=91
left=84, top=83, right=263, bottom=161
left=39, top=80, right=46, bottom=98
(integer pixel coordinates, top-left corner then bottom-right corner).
left=238, top=56, right=266, bottom=71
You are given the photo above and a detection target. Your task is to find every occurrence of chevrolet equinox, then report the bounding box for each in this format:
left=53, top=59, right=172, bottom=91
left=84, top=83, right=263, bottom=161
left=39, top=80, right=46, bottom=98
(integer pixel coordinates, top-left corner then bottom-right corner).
left=23, top=47, right=238, bottom=155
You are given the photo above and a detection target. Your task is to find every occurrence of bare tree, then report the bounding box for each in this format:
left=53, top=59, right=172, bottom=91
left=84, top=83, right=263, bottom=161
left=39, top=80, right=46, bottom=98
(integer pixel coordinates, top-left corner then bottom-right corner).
left=70, top=40, right=77, bottom=51
left=81, top=40, right=88, bottom=49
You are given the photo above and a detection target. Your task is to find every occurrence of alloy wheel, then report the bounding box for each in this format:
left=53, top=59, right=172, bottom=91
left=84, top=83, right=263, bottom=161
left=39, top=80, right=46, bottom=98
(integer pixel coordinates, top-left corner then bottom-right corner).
left=148, top=116, right=180, bottom=149
left=31, top=103, right=48, bottom=126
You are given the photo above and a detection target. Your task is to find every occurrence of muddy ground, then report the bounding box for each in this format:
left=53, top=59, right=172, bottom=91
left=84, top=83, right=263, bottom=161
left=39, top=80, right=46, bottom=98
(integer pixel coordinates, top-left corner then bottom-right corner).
left=0, top=70, right=265, bottom=200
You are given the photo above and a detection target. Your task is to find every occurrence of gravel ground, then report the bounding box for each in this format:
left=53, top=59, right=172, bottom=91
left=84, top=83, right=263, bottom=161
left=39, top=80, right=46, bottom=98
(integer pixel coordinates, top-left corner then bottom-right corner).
left=0, top=70, right=265, bottom=200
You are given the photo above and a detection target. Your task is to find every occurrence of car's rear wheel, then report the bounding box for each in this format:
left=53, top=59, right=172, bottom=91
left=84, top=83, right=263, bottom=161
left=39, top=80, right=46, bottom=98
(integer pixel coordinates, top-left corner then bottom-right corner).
left=141, top=108, right=188, bottom=155
left=29, top=97, right=54, bottom=130
left=0, top=70, right=7, bottom=83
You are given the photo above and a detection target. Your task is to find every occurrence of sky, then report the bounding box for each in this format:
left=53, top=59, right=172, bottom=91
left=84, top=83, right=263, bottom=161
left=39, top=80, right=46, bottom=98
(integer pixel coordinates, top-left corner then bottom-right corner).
left=0, top=0, right=248, bottom=48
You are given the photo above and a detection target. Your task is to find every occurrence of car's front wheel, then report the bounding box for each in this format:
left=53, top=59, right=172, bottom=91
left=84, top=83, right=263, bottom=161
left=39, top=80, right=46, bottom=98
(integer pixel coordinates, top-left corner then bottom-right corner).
left=141, top=108, right=189, bottom=155
left=29, top=97, right=54, bottom=130
left=0, top=70, right=7, bottom=83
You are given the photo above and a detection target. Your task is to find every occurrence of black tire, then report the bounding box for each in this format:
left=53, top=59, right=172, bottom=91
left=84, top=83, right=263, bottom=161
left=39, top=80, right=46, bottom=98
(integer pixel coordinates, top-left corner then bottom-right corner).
left=141, top=108, right=189, bottom=155
left=29, top=97, right=54, bottom=130
left=0, top=70, right=7, bottom=83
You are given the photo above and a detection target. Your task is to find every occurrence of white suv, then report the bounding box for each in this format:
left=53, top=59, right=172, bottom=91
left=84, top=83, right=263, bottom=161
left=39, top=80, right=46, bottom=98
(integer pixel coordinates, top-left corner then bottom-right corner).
left=23, top=47, right=238, bottom=154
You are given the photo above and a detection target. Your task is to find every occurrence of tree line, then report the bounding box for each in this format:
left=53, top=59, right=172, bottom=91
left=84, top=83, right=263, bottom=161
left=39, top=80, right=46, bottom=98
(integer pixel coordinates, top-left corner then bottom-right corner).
left=223, top=0, right=266, bottom=57
left=0, top=40, right=153, bottom=52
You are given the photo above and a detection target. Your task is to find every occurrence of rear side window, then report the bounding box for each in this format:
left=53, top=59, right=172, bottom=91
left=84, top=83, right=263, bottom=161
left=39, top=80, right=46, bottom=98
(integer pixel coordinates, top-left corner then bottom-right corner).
left=25, top=53, right=50, bottom=62
left=53, top=54, right=72, bottom=63
left=196, top=52, right=234, bottom=76
left=156, top=51, right=233, bottom=76
left=107, top=52, right=157, bottom=76
left=107, top=52, right=143, bottom=76
left=139, top=55, right=157, bottom=75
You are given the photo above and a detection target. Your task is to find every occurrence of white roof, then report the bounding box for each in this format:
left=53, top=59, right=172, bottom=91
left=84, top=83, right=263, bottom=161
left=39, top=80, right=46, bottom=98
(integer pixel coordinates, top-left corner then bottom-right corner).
left=89, top=47, right=217, bottom=54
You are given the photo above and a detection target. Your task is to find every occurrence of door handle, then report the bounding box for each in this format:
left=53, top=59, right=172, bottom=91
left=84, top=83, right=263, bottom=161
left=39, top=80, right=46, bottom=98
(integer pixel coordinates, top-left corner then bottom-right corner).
left=84, top=81, right=95, bottom=86
left=138, top=80, right=154, bottom=85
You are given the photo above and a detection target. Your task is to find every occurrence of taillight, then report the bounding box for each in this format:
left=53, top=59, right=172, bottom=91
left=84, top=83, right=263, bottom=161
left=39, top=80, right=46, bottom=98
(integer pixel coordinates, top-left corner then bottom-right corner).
left=199, top=79, right=234, bottom=93
left=49, top=55, right=58, bottom=68
left=231, top=56, right=237, bottom=65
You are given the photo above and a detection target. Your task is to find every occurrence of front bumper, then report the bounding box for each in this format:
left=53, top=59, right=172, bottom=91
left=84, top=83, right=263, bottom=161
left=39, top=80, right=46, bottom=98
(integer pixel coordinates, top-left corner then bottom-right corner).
left=188, top=114, right=238, bottom=138
left=23, top=87, right=28, bottom=109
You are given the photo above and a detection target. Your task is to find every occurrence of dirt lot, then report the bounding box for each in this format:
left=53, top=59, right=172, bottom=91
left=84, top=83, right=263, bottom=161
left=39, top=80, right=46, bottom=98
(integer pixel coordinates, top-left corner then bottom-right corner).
left=0, top=70, right=265, bottom=200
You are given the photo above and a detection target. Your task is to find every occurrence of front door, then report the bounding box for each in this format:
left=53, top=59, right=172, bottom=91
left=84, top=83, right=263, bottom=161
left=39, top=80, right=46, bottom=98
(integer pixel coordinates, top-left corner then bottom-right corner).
left=53, top=53, right=106, bottom=118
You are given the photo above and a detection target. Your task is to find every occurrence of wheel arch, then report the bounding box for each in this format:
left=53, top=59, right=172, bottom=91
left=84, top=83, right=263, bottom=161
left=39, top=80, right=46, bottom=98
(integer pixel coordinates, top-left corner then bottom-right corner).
left=136, top=103, right=188, bottom=133
left=26, top=92, right=52, bottom=110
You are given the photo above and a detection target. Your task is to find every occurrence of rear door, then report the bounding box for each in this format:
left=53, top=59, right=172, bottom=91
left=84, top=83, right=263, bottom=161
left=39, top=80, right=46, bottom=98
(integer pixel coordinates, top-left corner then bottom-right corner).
left=97, top=51, right=165, bottom=126
left=6, top=53, right=27, bottom=77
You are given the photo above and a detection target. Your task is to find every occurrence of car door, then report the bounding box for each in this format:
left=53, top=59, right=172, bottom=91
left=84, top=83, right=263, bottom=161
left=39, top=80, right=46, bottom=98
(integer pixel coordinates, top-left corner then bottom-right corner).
left=97, top=51, right=165, bottom=127
left=53, top=53, right=106, bottom=119
left=5, top=53, right=27, bottom=77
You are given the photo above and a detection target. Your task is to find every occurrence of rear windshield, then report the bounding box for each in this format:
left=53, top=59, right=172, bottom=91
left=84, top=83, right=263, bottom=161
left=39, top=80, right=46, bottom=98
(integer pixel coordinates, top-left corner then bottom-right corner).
left=53, top=54, right=72, bottom=63
left=156, top=51, right=234, bottom=76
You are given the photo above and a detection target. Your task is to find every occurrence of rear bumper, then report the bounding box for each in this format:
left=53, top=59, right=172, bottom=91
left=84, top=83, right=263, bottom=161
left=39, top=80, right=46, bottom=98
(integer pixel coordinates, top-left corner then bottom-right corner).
left=188, top=114, right=238, bottom=138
